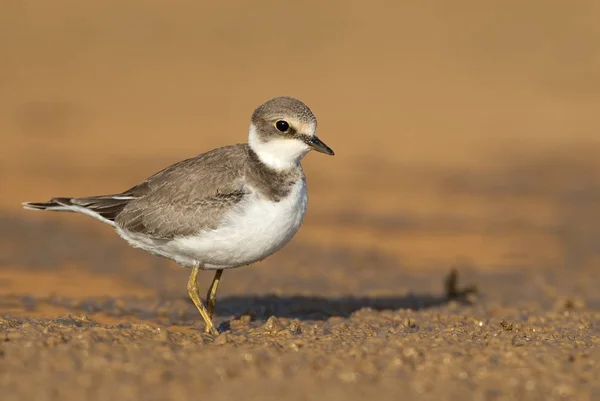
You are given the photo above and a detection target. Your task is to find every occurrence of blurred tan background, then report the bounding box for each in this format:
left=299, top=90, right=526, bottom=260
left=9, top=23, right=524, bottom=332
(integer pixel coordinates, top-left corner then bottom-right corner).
left=2, top=4, right=600, bottom=399
left=2, top=0, right=600, bottom=279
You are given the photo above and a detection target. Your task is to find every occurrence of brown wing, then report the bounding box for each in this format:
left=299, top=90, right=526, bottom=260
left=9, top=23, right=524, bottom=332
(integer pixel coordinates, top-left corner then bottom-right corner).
left=114, top=144, right=251, bottom=239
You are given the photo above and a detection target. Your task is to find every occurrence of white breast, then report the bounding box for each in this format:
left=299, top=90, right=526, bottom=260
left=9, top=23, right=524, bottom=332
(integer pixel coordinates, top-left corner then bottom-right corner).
left=116, top=179, right=308, bottom=269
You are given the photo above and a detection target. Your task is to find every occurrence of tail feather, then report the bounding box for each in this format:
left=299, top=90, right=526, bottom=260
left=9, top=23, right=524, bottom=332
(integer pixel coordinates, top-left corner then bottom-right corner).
left=22, top=198, right=73, bottom=211
left=22, top=195, right=136, bottom=226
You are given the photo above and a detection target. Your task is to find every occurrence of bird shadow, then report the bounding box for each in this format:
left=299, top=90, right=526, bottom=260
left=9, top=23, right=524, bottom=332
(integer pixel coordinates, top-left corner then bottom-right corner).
left=212, top=269, right=478, bottom=327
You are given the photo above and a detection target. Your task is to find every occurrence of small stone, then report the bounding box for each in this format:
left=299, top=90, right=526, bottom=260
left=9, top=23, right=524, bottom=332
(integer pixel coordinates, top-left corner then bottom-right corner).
left=288, top=319, right=302, bottom=334
left=239, top=315, right=253, bottom=325
left=230, top=314, right=253, bottom=329
left=214, top=333, right=230, bottom=345
left=511, top=335, right=529, bottom=347
left=554, top=384, right=573, bottom=397
left=338, top=371, right=358, bottom=382
left=403, top=347, right=418, bottom=358
left=156, top=327, right=170, bottom=342
left=263, top=316, right=284, bottom=334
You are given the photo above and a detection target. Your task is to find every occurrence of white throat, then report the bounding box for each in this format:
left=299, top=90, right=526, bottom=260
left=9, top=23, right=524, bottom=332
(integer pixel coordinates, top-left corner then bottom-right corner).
left=248, top=124, right=310, bottom=170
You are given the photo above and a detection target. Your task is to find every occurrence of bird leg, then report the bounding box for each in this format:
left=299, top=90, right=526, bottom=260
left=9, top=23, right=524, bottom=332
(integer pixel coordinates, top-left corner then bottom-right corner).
left=205, top=269, right=224, bottom=333
left=187, top=263, right=219, bottom=336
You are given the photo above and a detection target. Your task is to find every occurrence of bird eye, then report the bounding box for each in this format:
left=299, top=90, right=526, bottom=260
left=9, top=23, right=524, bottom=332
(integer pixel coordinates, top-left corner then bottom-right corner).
left=275, top=120, right=290, bottom=132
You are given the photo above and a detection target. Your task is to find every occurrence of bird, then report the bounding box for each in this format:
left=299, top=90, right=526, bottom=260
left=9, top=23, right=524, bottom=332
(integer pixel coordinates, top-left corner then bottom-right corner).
left=22, top=96, right=334, bottom=336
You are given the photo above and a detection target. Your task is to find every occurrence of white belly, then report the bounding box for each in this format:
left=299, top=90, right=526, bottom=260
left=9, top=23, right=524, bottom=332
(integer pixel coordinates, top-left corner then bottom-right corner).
left=116, top=179, right=308, bottom=269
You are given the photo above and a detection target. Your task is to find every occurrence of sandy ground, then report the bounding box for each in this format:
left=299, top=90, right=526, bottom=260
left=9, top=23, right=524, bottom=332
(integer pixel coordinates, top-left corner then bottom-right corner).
left=1, top=1, right=600, bottom=400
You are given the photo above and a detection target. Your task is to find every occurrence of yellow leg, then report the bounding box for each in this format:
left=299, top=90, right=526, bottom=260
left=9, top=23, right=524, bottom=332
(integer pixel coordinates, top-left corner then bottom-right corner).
left=206, top=269, right=224, bottom=324
left=187, top=263, right=219, bottom=336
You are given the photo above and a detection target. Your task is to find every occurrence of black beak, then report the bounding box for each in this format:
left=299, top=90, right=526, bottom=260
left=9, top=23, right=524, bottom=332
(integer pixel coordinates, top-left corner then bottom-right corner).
left=307, top=136, right=335, bottom=156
